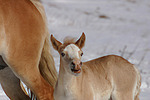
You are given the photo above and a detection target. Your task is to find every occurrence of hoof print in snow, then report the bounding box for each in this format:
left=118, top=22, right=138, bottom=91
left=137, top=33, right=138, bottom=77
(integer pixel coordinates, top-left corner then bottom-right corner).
left=99, top=15, right=109, bottom=19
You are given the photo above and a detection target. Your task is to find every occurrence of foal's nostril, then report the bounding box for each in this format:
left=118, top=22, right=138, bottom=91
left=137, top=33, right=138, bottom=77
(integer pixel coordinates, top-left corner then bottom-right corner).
left=71, top=62, right=75, bottom=68
left=80, top=62, right=83, bottom=65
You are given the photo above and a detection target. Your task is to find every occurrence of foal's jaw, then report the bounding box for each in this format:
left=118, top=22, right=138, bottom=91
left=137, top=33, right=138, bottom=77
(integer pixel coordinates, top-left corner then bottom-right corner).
left=71, top=67, right=81, bottom=74
left=61, top=56, right=82, bottom=76
left=70, top=66, right=82, bottom=76
left=70, top=60, right=82, bottom=75
left=71, top=69, right=82, bottom=76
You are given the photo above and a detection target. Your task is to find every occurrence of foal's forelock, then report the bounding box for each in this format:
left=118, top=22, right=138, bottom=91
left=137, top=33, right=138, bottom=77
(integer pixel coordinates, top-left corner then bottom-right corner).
left=63, top=44, right=80, bottom=59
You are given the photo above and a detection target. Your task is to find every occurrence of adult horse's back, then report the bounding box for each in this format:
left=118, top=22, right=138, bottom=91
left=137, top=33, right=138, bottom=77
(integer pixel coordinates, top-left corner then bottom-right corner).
left=0, top=0, right=57, bottom=99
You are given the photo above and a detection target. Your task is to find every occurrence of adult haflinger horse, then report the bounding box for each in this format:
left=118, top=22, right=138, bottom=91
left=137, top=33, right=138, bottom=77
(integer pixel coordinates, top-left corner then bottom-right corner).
left=0, top=0, right=57, bottom=100
left=51, top=33, right=141, bottom=100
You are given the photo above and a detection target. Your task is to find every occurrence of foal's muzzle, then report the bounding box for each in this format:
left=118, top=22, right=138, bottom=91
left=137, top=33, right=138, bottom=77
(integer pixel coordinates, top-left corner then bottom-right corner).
left=71, top=61, right=82, bottom=74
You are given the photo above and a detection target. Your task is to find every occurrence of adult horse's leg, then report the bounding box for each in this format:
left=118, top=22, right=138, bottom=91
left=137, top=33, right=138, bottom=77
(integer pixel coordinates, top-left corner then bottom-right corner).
left=0, top=56, right=30, bottom=100
left=2, top=36, right=54, bottom=100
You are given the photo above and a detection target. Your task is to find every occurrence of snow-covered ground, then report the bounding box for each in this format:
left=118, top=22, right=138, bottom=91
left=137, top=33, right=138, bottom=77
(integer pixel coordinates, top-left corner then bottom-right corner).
left=0, top=0, right=150, bottom=99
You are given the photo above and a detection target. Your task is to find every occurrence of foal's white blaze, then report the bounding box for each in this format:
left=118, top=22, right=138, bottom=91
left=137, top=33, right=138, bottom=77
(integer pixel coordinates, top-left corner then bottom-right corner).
left=64, top=44, right=80, bottom=59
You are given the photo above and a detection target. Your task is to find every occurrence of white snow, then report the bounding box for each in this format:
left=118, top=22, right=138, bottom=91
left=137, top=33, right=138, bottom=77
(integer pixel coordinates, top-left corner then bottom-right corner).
left=0, top=0, right=150, bottom=99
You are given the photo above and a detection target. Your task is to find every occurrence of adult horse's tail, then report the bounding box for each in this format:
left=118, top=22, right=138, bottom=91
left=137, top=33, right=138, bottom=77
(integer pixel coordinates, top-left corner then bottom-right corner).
left=29, top=35, right=57, bottom=100
left=39, top=36, right=57, bottom=88
left=28, top=0, right=58, bottom=99
left=30, top=0, right=57, bottom=88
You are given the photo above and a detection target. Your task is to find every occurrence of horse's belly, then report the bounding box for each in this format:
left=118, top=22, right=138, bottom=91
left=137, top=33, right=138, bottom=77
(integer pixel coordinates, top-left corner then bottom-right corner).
left=54, top=89, right=112, bottom=100
left=87, top=85, right=112, bottom=100
left=54, top=95, right=76, bottom=100
left=55, top=94, right=111, bottom=100
left=93, top=93, right=111, bottom=100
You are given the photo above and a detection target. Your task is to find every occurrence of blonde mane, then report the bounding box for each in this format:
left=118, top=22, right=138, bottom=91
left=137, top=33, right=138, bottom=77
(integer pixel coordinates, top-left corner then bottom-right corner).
left=63, top=36, right=76, bottom=45
left=30, top=0, right=57, bottom=87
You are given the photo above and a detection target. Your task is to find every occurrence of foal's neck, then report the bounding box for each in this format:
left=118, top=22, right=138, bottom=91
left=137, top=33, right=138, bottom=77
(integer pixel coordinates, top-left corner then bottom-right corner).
left=56, top=58, right=82, bottom=93
left=58, top=59, right=79, bottom=86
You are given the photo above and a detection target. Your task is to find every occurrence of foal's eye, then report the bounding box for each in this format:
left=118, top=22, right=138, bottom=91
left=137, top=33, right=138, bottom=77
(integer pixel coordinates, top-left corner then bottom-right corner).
left=61, top=53, right=65, bottom=57
left=81, top=53, right=83, bottom=56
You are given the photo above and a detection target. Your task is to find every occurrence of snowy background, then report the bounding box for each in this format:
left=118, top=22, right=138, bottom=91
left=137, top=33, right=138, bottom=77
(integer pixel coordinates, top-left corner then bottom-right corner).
left=0, top=0, right=150, bottom=99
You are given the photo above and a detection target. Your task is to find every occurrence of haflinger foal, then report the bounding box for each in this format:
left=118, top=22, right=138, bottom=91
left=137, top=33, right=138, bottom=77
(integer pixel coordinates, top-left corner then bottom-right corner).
left=51, top=33, right=141, bottom=100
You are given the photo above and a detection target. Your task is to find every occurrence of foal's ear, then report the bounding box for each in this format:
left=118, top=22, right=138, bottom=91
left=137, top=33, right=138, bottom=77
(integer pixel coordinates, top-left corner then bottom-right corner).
left=75, top=32, right=86, bottom=49
left=50, top=35, right=62, bottom=51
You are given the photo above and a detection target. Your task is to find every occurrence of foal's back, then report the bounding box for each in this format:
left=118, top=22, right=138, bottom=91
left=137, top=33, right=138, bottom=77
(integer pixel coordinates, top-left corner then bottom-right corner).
left=82, top=55, right=141, bottom=100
